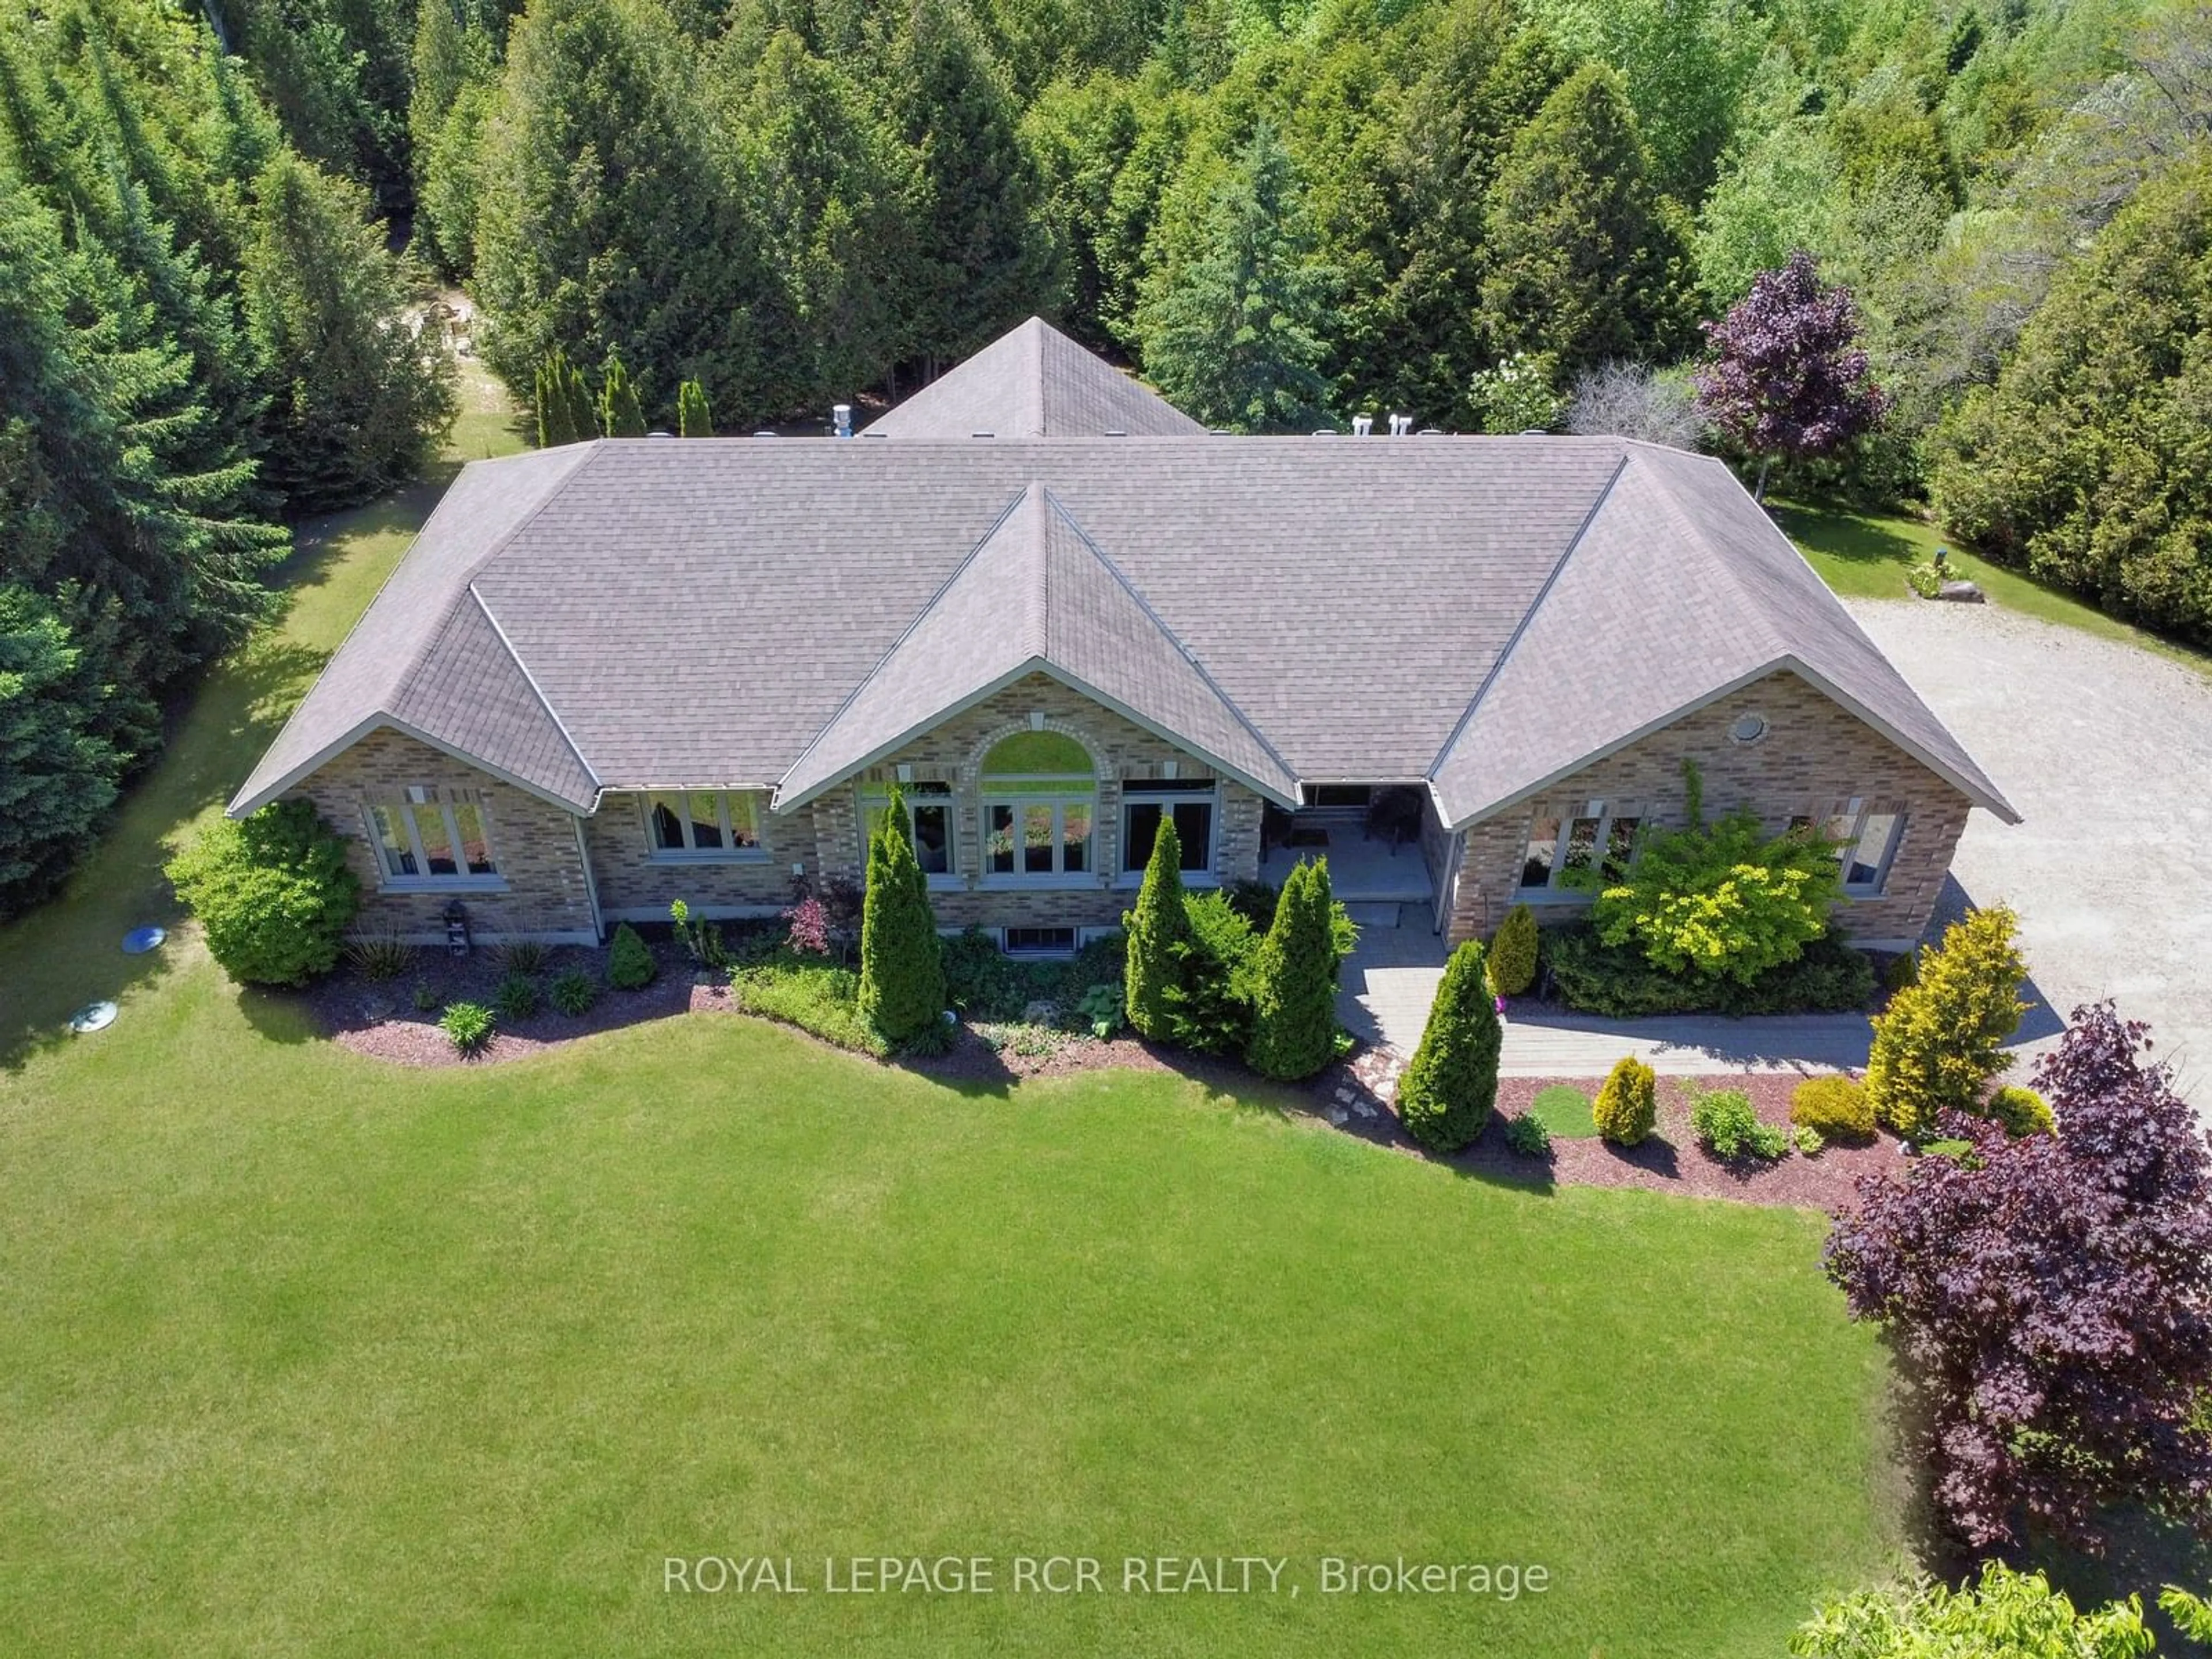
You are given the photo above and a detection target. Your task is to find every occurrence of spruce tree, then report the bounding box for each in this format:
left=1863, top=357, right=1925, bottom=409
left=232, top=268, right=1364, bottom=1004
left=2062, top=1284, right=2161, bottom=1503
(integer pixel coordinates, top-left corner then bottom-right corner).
left=0, top=586, right=123, bottom=919
left=599, top=351, right=647, bottom=437
left=1397, top=939, right=1503, bottom=1152
left=1122, top=816, right=1194, bottom=1041
left=857, top=784, right=945, bottom=1046
left=1245, top=859, right=1343, bottom=1081
left=677, top=379, right=713, bottom=437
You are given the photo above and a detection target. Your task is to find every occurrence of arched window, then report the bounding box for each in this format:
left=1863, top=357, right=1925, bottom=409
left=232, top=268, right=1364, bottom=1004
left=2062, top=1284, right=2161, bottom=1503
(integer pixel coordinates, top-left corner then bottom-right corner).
left=980, top=731, right=1094, bottom=878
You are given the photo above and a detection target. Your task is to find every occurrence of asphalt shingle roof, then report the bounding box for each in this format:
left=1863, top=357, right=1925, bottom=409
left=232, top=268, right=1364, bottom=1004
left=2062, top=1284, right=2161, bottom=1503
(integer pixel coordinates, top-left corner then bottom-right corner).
left=231, top=319, right=2016, bottom=829
left=859, top=316, right=1206, bottom=438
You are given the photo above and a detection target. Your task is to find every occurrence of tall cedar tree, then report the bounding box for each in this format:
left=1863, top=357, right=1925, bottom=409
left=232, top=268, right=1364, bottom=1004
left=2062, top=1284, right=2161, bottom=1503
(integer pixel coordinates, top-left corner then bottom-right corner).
left=1931, top=157, right=2212, bottom=641
left=857, top=784, right=945, bottom=1044
left=1137, top=121, right=1339, bottom=431
left=475, top=0, right=770, bottom=427
left=1397, top=938, right=1503, bottom=1151
left=884, top=0, right=1057, bottom=366
left=1826, top=1002, right=2212, bottom=1551
left=599, top=351, right=647, bottom=436
left=243, top=153, right=457, bottom=512
left=0, top=586, right=122, bottom=918
left=677, top=379, right=713, bottom=436
left=1864, top=906, right=2026, bottom=1139
left=1122, top=815, right=1192, bottom=1040
left=536, top=347, right=584, bottom=446
left=1478, top=62, right=1696, bottom=378
left=1244, top=859, right=1342, bottom=1080
left=1695, top=249, right=1888, bottom=501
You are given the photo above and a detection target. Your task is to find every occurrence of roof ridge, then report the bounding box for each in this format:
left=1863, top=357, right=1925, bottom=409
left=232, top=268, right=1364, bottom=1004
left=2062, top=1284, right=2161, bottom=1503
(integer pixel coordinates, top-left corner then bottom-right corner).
left=773, top=483, right=1037, bottom=800
left=1026, top=317, right=1047, bottom=436
left=1629, top=449, right=1796, bottom=662
left=1037, top=486, right=1300, bottom=784
left=1426, top=448, right=1632, bottom=774
left=466, top=586, right=602, bottom=792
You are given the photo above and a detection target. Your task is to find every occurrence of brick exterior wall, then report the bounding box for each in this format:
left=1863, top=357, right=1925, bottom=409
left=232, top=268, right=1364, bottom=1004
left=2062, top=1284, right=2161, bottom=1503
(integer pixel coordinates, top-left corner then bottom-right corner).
left=283, top=728, right=599, bottom=944
left=805, top=671, right=1266, bottom=935
left=584, top=791, right=810, bottom=923
left=1440, top=670, right=1971, bottom=952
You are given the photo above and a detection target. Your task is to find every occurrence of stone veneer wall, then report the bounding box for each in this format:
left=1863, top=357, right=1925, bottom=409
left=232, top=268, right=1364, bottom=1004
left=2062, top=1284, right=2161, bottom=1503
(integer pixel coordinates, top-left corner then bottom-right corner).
left=584, top=791, right=812, bottom=922
left=1440, top=670, right=1972, bottom=951
left=806, top=671, right=1266, bottom=934
left=285, top=728, right=599, bottom=944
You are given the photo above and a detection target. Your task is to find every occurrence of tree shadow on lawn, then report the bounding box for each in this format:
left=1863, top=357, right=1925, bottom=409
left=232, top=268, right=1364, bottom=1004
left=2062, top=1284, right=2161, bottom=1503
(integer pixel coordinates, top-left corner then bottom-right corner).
left=1770, top=498, right=1925, bottom=574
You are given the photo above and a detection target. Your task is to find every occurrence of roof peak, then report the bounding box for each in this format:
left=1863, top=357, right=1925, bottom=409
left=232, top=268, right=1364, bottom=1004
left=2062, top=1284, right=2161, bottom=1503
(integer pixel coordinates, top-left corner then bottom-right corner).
left=862, top=316, right=1206, bottom=440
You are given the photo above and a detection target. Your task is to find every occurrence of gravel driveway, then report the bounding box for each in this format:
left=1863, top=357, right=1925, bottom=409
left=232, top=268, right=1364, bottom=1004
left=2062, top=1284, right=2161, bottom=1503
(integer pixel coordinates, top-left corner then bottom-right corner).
left=1849, top=599, right=2212, bottom=1103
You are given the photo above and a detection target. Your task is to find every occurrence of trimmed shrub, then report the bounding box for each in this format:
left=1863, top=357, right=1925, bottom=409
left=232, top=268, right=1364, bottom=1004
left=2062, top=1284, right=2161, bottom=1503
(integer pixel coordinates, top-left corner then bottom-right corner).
left=1504, top=1113, right=1551, bottom=1157
left=1544, top=925, right=1875, bottom=1017
left=165, top=800, right=361, bottom=986
left=607, top=922, right=657, bottom=990
left=1486, top=902, right=1540, bottom=997
left=1245, top=859, right=1343, bottom=1081
left=1123, top=817, right=1194, bottom=1040
left=1790, top=1076, right=1876, bottom=1144
left=1397, top=940, right=1502, bottom=1152
left=1168, top=889, right=1257, bottom=1055
left=1592, top=1056, right=1658, bottom=1146
left=732, top=959, right=890, bottom=1058
left=1793, top=1124, right=1825, bottom=1156
left=1691, top=1089, right=1786, bottom=1161
left=1883, top=947, right=1921, bottom=995
left=440, top=1001, right=495, bottom=1055
left=548, top=967, right=597, bottom=1016
left=494, top=972, right=542, bottom=1020
left=857, top=784, right=945, bottom=1046
left=1988, top=1084, right=2054, bottom=1138
left=1866, top=907, right=2027, bottom=1139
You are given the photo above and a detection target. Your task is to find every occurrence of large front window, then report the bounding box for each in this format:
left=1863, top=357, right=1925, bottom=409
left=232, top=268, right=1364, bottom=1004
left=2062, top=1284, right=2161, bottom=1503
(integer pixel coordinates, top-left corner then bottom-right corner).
left=646, top=790, right=763, bottom=858
left=1122, top=779, right=1215, bottom=874
left=368, top=798, right=497, bottom=884
left=1518, top=800, right=1638, bottom=894
left=982, top=732, right=1094, bottom=878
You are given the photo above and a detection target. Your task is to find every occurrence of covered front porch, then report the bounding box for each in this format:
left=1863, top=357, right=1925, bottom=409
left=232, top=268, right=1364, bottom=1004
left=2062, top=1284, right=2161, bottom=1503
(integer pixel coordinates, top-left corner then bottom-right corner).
left=1258, top=788, right=1438, bottom=919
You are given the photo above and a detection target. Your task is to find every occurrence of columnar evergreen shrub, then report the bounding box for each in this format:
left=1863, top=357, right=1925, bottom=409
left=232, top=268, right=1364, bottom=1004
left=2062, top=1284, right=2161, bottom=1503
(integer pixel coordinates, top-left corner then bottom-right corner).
left=535, top=346, right=589, bottom=446
left=1790, top=1076, right=1874, bottom=1143
left=165, top=800, right=361, bottom=986
left=676, top=379, right=713, bottom=436
left=1244, top=859, right=1343, bottom=1080
left=607, top=922, right=656, bottom=989
left=599, top=350, right=647, bottom=437
left=1592, top=1055, right=1657, bottom=1145
left=1865, top=906, right=2026, bottom=1139
left=1122, top=816, right=1192, bottom=1040
left=1485, top=902, right=1539, bottom=998
left=1397, top=940, right=1502, bottom=1152
left=857, top=783, right=945, bottom=1045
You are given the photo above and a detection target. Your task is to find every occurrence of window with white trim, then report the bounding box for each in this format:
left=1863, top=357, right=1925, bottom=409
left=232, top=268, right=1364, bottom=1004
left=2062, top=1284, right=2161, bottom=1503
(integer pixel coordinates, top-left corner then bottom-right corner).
left=861, top=779, right=956, bottom=875
left=645, top=790, right=764, bottom=858
left=1122, top=778, right=1215, bottom=874
left=368, top=797, right=498, bottom=884
left=980, top=732, right=1095, bottom=878
left=1819, top=799, right=1906, bottom=895
left=1517, top=800, right=1639, bottom=893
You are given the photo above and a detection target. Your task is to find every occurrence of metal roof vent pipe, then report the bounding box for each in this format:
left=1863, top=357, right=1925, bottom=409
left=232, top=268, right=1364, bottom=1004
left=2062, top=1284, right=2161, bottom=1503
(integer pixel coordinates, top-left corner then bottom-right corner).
left=832, top=403, right=853, bottom=438
left=1351, top=414, right=1373, bottom=437
left=1389, top=413, right=1414, bottom=437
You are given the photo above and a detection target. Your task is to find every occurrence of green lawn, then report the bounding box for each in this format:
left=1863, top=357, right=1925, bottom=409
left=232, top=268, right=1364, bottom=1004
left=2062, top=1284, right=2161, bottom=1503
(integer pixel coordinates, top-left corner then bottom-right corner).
left=0, top=410, right=1903, bottom=1655
left=1773, top=498, right=2212, bottom=680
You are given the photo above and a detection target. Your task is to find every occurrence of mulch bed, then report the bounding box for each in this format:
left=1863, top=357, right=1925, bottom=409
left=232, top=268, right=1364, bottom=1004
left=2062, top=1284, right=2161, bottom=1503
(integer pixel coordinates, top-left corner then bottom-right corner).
left=307, top=942, right=1896, bottom=1209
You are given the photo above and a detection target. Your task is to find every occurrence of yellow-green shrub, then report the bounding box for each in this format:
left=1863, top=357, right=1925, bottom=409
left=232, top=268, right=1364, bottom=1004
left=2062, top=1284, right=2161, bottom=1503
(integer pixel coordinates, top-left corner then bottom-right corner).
left=1791, top=1076, right=1875, bottom=1143
left=1592, top=1055, right=1657, bottom=1145
left=1486, top=903, right=1539, bottom=997
left=1866, top=908, right=2027, bottom=1139
left=1987, top=1084, right=2054, bottom=1138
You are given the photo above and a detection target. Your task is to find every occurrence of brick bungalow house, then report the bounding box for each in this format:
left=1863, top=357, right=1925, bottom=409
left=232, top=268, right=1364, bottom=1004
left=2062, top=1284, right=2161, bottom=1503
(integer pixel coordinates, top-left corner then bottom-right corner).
left=230, top=317, right=2017, bottom=956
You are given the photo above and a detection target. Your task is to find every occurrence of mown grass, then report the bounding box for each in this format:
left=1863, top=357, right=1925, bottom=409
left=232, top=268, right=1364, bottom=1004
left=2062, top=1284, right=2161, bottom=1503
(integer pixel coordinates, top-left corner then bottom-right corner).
left=1774, top=498, right=2212, bottom=680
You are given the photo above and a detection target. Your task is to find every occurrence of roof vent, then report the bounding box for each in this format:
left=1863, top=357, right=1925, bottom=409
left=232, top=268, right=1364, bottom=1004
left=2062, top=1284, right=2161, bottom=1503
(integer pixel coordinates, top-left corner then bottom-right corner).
left=832, top=403, right=853, bottom=438
left=1103, top=429, right=1126, bottom=437
left=1388, top=413, right=1414, bottom=437
left=647, top=429, right=674, bottom=438
left=1351, top=414, right=1374, bottom=437
left=972, top=431, right=994, bottom=438
left=752, top=430, right=777, bottom=437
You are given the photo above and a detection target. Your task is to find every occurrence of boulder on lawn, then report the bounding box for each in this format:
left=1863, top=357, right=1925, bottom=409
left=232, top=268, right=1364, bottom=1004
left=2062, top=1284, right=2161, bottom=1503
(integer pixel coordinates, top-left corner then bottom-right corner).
left=1938, top=579, right=1986, bottom=603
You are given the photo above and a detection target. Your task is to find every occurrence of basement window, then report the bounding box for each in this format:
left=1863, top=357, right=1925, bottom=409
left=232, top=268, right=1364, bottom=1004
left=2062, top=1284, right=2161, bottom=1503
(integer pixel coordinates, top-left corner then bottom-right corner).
left=1003, top=926, right=1077, bottom=956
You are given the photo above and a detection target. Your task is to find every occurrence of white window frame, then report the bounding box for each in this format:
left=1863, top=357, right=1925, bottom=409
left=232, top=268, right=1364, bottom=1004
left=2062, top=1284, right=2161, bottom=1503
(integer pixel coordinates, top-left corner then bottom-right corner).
left=365, top=797, right=503, bottom=890
left=1823, top=798, right=1906, bottom=897
left=1516, top=800, right=1641, bottom=899
left=643, top=790, right=767, bottom=862
left=982, top=789, right=1097, bottom=884
left=1116, top=782, right=1219, bottom=885
left=860, top=780, right=959, bottom=881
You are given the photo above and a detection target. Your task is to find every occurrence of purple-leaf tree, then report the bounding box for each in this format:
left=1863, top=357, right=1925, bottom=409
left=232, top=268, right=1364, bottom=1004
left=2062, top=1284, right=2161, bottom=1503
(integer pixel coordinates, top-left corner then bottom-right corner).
left=1824, top=1002, right=2212, bottom=1552
left=1694, top=250, right=1888, bottom=501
